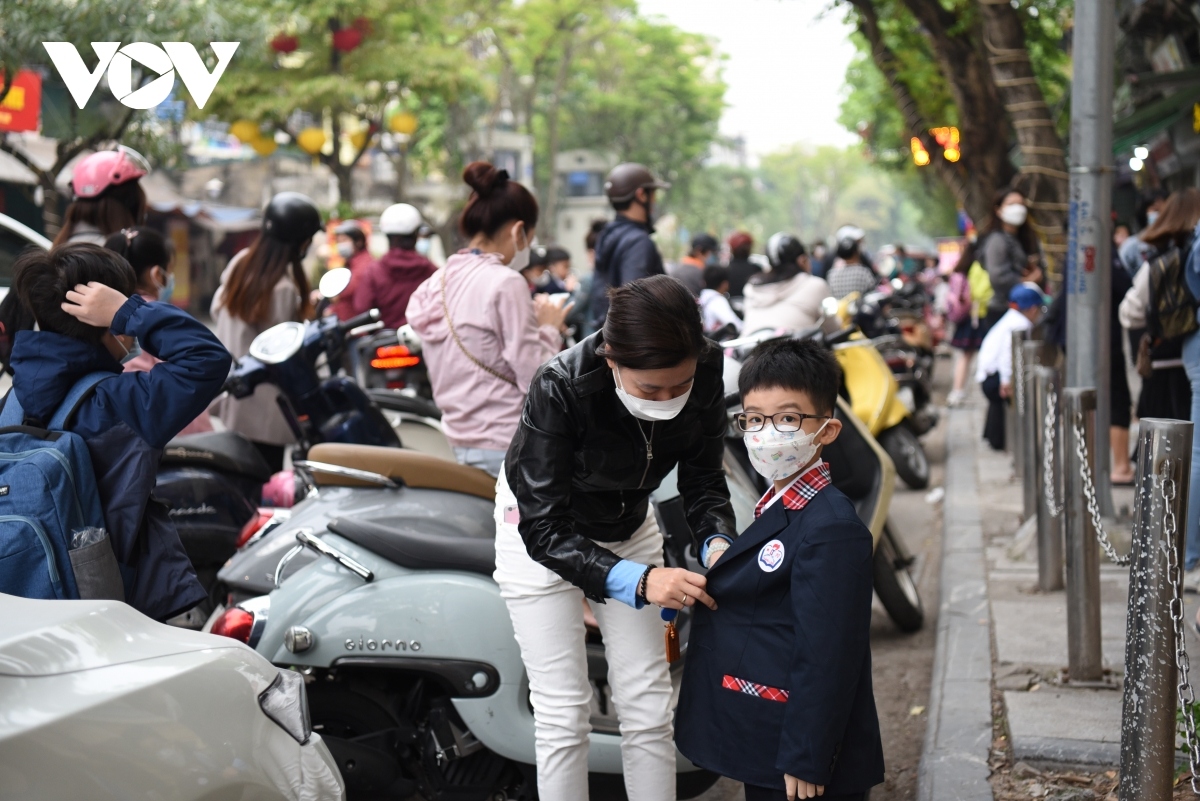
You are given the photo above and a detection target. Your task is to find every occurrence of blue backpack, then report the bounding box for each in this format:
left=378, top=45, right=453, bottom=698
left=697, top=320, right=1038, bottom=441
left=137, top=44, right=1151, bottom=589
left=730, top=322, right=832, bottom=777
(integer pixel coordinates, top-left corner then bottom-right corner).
left=0, top=373, right=112, bottom=600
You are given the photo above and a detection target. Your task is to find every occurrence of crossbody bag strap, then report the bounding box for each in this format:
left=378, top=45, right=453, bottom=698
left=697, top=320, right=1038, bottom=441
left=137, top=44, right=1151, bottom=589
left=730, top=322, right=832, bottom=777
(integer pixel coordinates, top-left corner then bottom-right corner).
left=440, top=268, right=518, bottom=388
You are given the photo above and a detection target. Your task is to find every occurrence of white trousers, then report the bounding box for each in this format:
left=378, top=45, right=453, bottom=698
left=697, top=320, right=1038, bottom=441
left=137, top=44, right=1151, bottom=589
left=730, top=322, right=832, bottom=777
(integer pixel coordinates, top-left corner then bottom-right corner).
left=494, top=471, right=675, bottom=801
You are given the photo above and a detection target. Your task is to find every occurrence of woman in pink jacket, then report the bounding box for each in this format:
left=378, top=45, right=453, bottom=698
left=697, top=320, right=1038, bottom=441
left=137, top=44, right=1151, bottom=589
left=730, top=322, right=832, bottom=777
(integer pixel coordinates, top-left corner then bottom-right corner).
left=407, top=161, right=569, bottom=476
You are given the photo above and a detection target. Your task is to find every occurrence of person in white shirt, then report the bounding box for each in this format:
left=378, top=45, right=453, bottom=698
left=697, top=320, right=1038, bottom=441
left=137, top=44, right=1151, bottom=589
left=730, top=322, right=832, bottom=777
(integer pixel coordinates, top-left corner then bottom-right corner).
left=975, top=283, right=1044, bottom=450
left=699, top=264, right=743, bottom=338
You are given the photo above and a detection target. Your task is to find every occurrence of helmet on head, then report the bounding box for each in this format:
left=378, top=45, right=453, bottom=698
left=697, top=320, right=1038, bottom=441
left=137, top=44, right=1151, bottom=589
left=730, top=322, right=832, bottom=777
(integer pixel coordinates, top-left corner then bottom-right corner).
left=766, top=233, right=806, bottom=271
left=604, top=163, right=671, bottom=204
left=263, top=192, right=322, bottom=244
left=70, top=146, right=150, bottom=199
left=379, top=203, right=423, bottom=236
left=834, top=224, right=865, bottom=254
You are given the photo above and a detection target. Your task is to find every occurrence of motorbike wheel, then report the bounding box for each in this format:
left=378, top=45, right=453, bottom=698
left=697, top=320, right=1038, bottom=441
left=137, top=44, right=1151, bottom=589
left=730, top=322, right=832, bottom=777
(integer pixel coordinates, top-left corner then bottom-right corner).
left=873, top=524, right=924, bottom=633
left=879, top=425, right=930, bottom=490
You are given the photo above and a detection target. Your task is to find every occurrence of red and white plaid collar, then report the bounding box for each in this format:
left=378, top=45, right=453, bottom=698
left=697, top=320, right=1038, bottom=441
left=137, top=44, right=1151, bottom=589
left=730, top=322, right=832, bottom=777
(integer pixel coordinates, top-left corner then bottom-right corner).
left=754, top=460, right=832, bottom=518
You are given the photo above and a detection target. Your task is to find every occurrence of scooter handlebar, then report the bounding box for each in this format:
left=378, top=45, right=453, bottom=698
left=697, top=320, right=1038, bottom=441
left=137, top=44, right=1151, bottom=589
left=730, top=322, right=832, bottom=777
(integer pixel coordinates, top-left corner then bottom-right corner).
left=340, top=309, right=381, bottom=332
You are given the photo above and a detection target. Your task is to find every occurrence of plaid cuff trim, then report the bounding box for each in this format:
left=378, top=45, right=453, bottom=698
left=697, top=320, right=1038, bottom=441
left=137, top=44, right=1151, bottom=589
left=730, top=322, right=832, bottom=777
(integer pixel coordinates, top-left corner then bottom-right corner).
left=721, top=674, right=790, bottom=702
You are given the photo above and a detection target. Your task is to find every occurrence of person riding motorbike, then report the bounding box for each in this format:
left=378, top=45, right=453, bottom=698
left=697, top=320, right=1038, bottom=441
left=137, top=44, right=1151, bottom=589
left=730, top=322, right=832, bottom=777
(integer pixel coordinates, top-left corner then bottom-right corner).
left=499, top=274, right=737, bottom=801
left=211, top=192, right=322, bottom=471
left=589, top=163, right=670, bottom=330
left=352, top=203, right=437, bottom=329
left=329, top=220, right=372, bottom=323
left=407, top=161, right=569, bottom=477
left=742, top=233, right=839, bottom=335
left=826, top=226, right=878, bottom=300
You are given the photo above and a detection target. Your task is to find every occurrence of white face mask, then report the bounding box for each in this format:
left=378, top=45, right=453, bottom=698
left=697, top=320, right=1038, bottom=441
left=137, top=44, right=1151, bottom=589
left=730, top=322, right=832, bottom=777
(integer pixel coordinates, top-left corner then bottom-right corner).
left=1147, top=210, right=1160, bottom=227
left=117, top=336, right=143, bottom=365
left=744, top=419, right=830, bottom=482
left=336, top=242, right=354, bottom=259
left=507, top=223, right=531, bottom=272
left=999, top=203, right=1028, bottom=228
left=532, top=270, right=552, bottom=287
left=613, top=367, right=692, bottom=421
left=416, top=237, right=432, bottom=255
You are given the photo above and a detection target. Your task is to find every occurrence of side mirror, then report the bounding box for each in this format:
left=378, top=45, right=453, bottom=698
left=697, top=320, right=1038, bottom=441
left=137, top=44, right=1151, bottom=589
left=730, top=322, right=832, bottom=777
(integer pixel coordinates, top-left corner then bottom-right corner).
left=319, top=267, right=353, bottom=299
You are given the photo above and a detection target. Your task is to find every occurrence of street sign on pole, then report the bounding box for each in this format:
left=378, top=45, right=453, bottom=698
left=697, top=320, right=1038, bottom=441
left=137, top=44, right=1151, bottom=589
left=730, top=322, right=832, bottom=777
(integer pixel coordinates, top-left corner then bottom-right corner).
left=1066, top=0, right=1115, bottom=515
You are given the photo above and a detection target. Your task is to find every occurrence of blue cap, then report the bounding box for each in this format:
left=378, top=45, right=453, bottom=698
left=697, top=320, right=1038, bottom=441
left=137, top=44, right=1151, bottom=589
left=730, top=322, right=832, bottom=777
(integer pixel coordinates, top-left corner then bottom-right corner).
left=1008, top=283, right=1045, bottom=310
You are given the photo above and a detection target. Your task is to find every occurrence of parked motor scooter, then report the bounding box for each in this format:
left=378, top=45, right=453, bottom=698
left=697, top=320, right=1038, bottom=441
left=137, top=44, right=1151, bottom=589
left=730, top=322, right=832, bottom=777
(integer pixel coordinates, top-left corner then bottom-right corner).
left=208, top=351, right=921, bottom=800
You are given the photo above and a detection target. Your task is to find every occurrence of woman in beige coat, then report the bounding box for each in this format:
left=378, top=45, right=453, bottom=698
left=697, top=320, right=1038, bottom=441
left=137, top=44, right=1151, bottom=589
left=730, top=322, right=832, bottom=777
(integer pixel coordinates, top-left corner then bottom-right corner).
left=742, top=233, right=840, bottom=336
left=211, top=192, right=322, bottom=471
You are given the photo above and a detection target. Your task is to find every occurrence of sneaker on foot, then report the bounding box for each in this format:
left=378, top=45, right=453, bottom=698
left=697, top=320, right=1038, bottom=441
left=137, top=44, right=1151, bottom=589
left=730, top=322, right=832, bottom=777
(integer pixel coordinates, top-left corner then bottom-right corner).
left=1185, top=566, right=1200, bottom=594
left=947, top=389, right=965, bottom=407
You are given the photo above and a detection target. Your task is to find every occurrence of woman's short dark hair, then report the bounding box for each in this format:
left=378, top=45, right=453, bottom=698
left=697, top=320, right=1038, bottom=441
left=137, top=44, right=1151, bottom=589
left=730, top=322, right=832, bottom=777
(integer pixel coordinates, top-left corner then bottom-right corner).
left=104, top=227, right=173, bottom=284
left=585, top=218, right=607, bottom=251
left=14, top=243, right=136, bottom=344
left=601, top=275, right=704, bottom=370
left=738, top=338, right=841, bottom=416
left=459, top=161, right=539, bottom=239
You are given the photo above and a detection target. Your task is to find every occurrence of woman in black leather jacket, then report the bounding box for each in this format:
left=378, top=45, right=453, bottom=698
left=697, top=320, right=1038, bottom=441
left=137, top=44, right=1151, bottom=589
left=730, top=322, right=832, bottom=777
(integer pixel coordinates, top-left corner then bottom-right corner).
left=495, top=275, right=738, bottom=801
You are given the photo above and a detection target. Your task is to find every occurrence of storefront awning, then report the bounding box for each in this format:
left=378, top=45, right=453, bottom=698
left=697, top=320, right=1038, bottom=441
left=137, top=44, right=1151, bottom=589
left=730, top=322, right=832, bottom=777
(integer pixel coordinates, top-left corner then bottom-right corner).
left=1114, top=82, right=1200, bottom=155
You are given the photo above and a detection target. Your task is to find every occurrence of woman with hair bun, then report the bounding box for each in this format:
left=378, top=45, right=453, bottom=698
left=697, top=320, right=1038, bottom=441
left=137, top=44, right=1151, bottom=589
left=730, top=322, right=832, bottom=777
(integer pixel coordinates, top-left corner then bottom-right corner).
left=407, top=161, right=570, bottom=477
left=496, top=274, right=737, bottom=800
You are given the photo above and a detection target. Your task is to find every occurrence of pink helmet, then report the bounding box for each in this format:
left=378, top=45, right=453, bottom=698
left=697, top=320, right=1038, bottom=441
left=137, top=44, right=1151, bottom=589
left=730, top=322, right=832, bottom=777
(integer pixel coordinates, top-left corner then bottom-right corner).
left=70, top=146, right=150, bottom=199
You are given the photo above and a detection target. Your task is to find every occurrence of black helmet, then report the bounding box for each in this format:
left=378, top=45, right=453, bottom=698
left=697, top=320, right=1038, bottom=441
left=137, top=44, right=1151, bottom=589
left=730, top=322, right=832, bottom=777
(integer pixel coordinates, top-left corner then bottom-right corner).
left=766, top=232, right=806, bottom=271
left=263, top=192, right=322, bottom=244
left=604, top=163, right=671, bottom=204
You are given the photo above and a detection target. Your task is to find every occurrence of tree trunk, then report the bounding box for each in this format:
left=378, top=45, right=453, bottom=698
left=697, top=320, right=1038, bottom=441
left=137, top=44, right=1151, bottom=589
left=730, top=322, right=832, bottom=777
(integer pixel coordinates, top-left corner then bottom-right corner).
left=975, top=0, right=1069, bottom=275
left=848, top=0, right=1000, bottom=225
left=540, top=37, right=576, bottom=243
left=41, top=180, right=61, bottom=239
left=898, top=0, right=1014, bottom=225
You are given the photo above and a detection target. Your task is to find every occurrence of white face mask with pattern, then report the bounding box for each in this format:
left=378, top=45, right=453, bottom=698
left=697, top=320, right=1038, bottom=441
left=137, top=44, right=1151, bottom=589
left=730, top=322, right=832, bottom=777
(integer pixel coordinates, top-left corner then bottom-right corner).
left=744, top=419, right=829, bottom=481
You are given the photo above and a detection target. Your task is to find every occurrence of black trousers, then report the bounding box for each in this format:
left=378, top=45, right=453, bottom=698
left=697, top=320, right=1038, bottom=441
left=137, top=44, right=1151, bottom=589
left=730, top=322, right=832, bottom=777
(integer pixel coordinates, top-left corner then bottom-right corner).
left=980, top=371, right=1006, bottom=451
left=743, top=785, right=866, bottom=801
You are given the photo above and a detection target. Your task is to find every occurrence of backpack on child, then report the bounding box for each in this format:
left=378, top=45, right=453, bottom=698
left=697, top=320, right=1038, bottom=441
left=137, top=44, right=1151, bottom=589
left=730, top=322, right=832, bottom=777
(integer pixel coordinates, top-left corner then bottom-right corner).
left=945, top=271, right=973, bottom=325
left=0, top=372, right=124, bottom=602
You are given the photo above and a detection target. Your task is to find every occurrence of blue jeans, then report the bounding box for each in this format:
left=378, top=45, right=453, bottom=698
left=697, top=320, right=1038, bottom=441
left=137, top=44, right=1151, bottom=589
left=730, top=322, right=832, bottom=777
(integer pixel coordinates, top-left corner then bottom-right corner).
left=1182, top=331, right=1200, bottom=569
left=453, top=446, right=506, bottom=478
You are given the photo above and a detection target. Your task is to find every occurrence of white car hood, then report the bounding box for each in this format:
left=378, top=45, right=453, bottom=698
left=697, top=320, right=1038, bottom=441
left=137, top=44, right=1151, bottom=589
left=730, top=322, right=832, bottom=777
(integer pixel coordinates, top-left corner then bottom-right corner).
left=0, top=594, right=240, bottom=676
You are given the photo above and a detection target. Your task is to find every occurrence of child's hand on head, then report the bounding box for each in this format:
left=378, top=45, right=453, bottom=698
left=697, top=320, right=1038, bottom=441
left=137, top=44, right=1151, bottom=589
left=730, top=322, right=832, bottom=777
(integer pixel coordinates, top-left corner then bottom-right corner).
left=62, top=282, right=129, bottom=329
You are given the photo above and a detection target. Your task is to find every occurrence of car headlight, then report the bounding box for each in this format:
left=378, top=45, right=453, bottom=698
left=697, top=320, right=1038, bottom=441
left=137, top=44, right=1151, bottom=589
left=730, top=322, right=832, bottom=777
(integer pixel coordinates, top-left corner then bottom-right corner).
left=259, top=668, right=312, bottom=744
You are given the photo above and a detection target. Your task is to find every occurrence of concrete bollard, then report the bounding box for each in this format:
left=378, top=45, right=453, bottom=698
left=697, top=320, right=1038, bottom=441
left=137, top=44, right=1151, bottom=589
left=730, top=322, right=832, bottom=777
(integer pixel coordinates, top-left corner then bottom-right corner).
left=1063, top=387, right=1103, bottom=682
left=1021, top=340, right=1043, bottom=521
left=1119, top=418, right=1193, bottom=801
left=1033, top=366, right=1064, bottom=592
left=1009, top=330, right=1029, bottom=473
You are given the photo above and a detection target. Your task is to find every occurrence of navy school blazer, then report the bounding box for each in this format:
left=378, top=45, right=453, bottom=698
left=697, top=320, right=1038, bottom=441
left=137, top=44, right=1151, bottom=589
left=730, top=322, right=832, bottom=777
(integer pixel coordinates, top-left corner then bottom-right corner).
left=674, top=484, right=885, bottom=793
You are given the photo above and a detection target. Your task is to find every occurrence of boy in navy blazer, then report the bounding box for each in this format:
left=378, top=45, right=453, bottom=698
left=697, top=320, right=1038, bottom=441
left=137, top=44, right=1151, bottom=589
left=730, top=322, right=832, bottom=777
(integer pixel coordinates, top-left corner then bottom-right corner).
left=676, top=339, right=884, bottom=801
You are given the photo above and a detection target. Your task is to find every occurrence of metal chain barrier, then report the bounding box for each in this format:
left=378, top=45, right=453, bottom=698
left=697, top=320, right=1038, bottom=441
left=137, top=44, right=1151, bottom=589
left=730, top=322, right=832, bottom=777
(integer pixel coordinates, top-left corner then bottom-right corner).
left=1161, top=464, right=1200, bottom=792
left=1043, top=385, right=1062, bottom=517
left=1071, top=411, right=1130, bottom=566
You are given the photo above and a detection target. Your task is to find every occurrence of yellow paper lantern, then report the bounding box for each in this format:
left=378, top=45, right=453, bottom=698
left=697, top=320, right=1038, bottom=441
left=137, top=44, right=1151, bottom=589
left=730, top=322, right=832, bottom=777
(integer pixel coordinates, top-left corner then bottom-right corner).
left=251, top=136, right=278, bottom=157
left=388, top=111, right=418, bottom=136
left=229, top=119, right=260, bottom=143
left=350, top=129, right=373, bottom=151
left=296, top=127, right=327, bottom=156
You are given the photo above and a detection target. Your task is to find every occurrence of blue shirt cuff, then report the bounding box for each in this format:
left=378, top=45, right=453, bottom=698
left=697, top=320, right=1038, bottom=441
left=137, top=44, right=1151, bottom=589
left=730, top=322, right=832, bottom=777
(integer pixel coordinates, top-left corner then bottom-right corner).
left=605, top=559, right=648, bottom=609
left=110, top=294, right=146, bottom=336
left=700, top=535, right=733, bottom=567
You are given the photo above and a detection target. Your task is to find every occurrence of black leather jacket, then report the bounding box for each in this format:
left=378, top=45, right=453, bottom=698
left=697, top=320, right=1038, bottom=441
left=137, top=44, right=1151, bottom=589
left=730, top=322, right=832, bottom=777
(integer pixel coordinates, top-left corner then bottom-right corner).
left=504, top=331, right=737, bottom=602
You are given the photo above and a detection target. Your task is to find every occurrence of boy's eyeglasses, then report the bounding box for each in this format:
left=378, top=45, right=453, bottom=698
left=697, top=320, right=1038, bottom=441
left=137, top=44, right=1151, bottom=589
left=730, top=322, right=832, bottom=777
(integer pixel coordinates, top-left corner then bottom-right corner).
left=735, top=412, right=831, bottom=433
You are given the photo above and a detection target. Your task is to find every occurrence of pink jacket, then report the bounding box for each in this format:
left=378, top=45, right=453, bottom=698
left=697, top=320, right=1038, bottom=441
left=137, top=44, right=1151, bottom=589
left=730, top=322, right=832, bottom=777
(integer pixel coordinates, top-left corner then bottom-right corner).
left=407, top=250, right=560, bottom=451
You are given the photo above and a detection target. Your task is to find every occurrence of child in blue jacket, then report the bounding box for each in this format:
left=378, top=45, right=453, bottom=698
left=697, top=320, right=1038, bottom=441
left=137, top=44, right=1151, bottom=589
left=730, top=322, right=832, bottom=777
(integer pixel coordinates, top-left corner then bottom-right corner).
left=676, top=338, right=883, bottom=801
left=8, top=244, right=232, bottom=620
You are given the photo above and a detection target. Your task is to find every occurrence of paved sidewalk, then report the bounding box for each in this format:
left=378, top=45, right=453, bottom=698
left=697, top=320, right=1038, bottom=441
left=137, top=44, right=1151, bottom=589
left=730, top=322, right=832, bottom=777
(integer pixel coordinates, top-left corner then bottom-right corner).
left=922, top=396, right=1200, bottom=799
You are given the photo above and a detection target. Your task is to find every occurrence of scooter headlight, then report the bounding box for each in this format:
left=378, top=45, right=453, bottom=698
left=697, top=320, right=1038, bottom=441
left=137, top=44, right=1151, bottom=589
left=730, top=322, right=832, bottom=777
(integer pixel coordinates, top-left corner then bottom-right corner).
left=259, top=668, right=312, bottom=744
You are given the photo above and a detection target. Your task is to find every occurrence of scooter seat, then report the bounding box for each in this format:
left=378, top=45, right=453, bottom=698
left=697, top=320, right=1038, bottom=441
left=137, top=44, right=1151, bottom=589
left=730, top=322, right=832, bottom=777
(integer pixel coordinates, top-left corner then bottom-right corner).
left=161, top=431, right=274, bottom=482
left=327, top=517, right=496, bottom=576
left=306, top=443, right=495, bottom=501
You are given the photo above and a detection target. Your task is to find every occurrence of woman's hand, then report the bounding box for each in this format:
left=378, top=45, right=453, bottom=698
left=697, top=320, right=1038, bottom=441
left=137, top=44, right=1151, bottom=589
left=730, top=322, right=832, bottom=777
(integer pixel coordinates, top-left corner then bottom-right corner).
left=534, top=293, right=573, bottom=330
left=645, top=567, right=717, bottom=611
left=785, top=775, right=823, bottom=800
left=61, top=282, right=129, bottom=328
